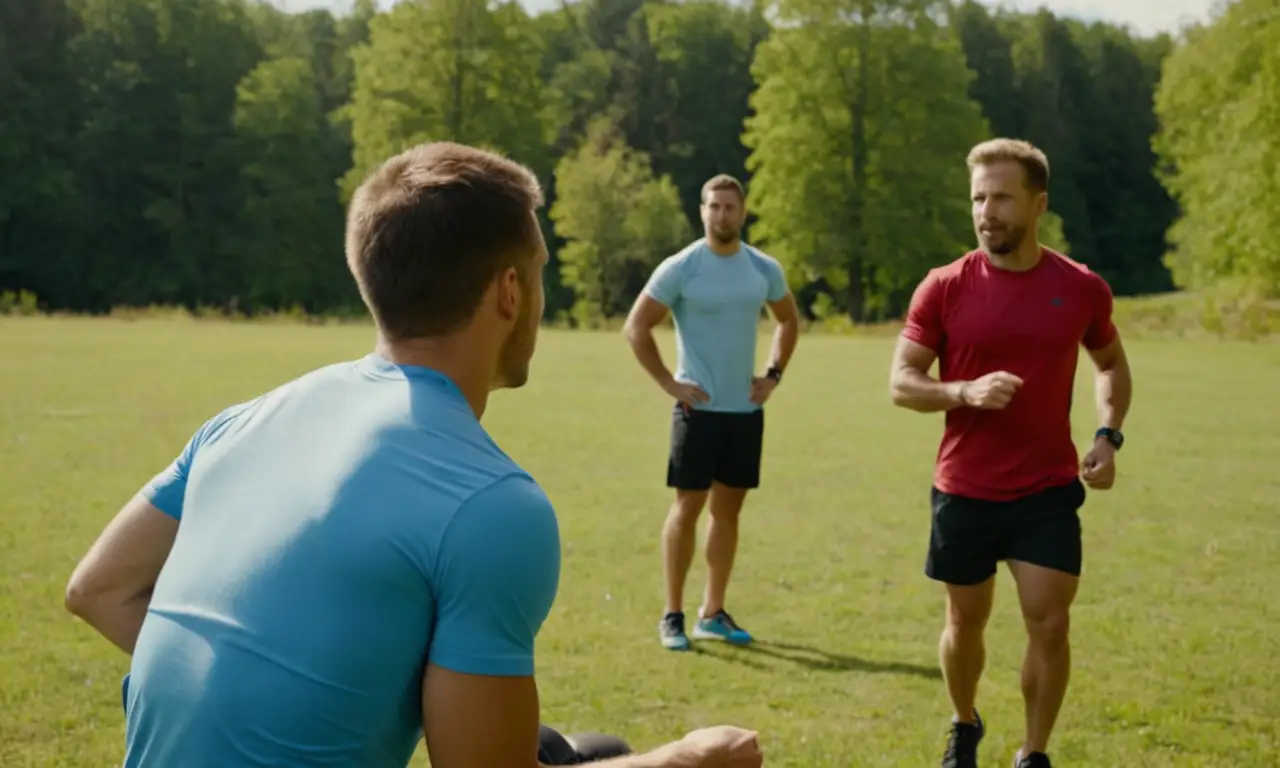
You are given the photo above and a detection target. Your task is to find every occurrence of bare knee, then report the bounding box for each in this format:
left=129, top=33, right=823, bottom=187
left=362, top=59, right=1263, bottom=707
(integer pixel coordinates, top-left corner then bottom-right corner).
left=668, top=491, right=707, bottom=529
left=1025, top=609, right=1070, bottom=650
left=944, top=579, right=994, bottom=638
left=946, top=604, right=989, bottom=641
left=708, top=483, right=747, bottom=522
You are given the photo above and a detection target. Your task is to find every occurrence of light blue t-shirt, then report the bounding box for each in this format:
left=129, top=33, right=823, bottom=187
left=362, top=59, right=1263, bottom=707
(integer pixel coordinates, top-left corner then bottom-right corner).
left=643, top=239, right=789, bottom=413
left=122, top=353, right=561, bottom=768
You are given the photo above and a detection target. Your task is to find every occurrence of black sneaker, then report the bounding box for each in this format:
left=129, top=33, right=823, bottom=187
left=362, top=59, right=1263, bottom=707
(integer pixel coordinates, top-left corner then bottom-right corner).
left=941, top=710, right=985, bottom=768
left=658, top=611, right=690, bottom=651
left=1013, top=751, right=1052, bottom=768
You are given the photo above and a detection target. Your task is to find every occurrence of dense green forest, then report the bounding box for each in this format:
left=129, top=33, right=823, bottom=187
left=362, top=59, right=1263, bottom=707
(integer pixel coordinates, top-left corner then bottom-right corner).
left=1, top=0, right=1276, bottom=324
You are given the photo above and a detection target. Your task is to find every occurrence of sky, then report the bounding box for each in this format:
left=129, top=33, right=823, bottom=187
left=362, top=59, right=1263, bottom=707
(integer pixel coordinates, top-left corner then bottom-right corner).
left=276, top=0, right=1220, bottom=38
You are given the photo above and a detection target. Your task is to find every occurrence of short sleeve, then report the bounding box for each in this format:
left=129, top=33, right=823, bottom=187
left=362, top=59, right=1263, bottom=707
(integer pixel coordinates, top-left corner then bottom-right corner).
left=428, top=475, right=561, bottom=678
left=1082, top=273, right=1118, bottom=350
left=643, top=254, right=685, bottom=308
left=763, top=256, right=788, bottom=303
left=140, top=403, right=251, bottom=521
left=141, top=419, right=216, bottom=520
left=901, top=271, right=946, bottom=352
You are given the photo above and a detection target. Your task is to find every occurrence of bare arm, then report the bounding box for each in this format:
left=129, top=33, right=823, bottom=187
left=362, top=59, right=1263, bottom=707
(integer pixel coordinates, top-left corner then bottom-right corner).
left=421, top=667, right=705, bottom=768
left=623, top=293, right=677, bottom=390
left=889, top=336, right=966, bottom=413
left=65, top=493, right=178, bottom=654
left=1086, top=335, right=1132, bottom=431
left=764, top=291, right=799, bottom=373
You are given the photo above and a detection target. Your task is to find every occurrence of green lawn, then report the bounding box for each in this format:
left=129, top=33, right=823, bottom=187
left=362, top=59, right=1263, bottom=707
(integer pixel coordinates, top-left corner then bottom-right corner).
left=1, top=317, right=1277, bottom=767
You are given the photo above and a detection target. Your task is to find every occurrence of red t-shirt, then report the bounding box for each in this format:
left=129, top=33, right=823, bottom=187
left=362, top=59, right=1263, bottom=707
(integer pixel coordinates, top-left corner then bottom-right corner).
left=901, top=247, right=1118, bottom=501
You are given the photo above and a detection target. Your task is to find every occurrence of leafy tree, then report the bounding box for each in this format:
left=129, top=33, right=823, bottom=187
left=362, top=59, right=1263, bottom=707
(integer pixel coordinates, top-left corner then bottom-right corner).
left=550, top=118, right=690, bottom=322
left=743, top=0, right=990, bottom=321
left=233, top=56, right=354, bottom=313
left=340, top=0, right=550, bottom=200
left=1153, top=0, right=1280, bottom=299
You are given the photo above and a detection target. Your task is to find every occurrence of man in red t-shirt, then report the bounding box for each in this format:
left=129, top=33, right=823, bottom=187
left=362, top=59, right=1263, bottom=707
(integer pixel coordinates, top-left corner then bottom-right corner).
left=889, top=138, right=1133, bottom=768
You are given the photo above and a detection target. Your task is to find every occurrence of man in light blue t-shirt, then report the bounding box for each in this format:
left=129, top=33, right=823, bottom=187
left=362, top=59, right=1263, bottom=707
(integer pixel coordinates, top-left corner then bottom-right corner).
left=623, top=174, right=800, bottom=652
left=65, top=144, right=763, bottom=768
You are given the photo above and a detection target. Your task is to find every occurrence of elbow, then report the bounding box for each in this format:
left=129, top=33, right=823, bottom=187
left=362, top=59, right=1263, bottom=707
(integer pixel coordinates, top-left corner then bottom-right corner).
left=888, top=375, right=909, bottom=408
left=64, top=573, right=96, bottom=618
left=622, top=319, right=646, bottom=347
left=64, top=563, right=116, bottom=620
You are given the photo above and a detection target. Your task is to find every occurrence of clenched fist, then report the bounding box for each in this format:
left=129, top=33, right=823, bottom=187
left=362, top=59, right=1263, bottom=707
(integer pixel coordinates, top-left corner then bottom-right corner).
left=958, top=371, right=1024, bottom=410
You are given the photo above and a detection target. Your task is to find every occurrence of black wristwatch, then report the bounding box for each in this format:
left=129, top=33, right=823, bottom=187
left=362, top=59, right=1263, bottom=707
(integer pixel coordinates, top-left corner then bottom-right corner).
left=1095, top=427, right=1124, bottom=450
left=765, top=365, right=783, bottom=383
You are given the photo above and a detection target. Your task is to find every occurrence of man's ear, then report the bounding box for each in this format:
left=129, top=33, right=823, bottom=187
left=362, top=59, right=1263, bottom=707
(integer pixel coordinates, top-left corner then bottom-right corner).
left=496, top=265, right=521, bottom=322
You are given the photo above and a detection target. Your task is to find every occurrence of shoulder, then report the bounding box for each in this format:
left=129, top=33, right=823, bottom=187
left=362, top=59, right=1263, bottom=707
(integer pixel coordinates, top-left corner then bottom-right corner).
left=646, top=240, right=706, bottom=302
left=437, top=473, right=560, bottom=576
left=194, top=361, right=355, bottom=447
left=189, top=393, right=268, bottom=452
left=457, top=473, right=553, bottom=520
left=1043, top=248, right=1112, bottom=294
left=742, top=244, right=783, bottom=273
left=662, top=240, right=706, bottom=272
left=916, top=250, right=979, bottom=293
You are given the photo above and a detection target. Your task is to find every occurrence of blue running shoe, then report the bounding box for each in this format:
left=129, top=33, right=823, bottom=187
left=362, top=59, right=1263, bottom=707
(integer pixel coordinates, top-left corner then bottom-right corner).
left=691, top=609, right=752, bottom=645
left=658, top=612, right=690, bottom=651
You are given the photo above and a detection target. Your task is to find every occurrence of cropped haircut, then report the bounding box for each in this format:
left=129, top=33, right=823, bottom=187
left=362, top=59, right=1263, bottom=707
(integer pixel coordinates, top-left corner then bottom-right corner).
left=966, top=138, right=1050, bottom=193
left=701, top=174, right=746, bottom=204
left=344, top=142, right=544, bottom=340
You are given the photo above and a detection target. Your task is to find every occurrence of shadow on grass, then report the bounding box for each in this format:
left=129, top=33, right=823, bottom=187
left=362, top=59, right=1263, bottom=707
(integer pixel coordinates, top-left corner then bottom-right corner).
left=695, top=640, right=942, bottom=679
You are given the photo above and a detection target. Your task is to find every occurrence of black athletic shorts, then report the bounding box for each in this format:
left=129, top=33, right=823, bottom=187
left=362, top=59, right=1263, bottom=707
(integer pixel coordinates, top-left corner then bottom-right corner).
left=925, top=477, right=1087, bottom=585
left=667, top=404, right=764, bottom=490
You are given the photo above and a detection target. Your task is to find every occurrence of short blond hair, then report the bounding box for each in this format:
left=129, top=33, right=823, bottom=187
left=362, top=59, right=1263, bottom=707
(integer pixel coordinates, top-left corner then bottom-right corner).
left=701, top=173, right=745, bottom=204
left=966, top=138, right=1050, bottom=192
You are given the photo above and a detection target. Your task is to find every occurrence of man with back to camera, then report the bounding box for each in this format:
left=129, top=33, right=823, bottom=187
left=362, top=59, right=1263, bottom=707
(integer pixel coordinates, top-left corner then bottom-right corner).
left=888, top=138, right=1133, bottom=768
left=623, top=174, right=800, bottom=652
left=63, top=142, right=764, bottom=768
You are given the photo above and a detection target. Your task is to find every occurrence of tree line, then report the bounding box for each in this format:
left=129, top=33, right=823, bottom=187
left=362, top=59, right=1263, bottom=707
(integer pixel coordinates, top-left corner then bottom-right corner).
left=1, top=0, right=1276, bottom=324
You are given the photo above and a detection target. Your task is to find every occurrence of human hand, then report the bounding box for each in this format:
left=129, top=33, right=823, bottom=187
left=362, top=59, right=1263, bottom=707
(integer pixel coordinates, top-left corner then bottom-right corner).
left=1080, top=439, right=1116, bottom=489
left=958, top=371, right=1024, bottom=409
left=679, top=725, right=764, bottom=767
left=748, top=376, right=777, bottom=405
left=663, top=378, right=710, bottom=409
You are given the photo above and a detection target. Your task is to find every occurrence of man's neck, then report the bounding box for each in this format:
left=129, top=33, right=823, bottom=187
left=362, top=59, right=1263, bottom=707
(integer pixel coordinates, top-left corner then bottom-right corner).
left=983, top=240, right=1043, bottom=272
left=705, top=236, right=741, bottom=256
left=374, top=335, right=493, bottom=419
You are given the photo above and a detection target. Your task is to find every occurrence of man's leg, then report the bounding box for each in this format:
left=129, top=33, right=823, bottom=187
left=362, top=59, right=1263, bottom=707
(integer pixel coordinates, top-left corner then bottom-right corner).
left=660, top=406, right=715, bottom=650
left=926, top=486, right=1002, bottom=767
left=692, top=409, right=761, bottom=645
left=1008, top=561, right=1077, bottom=762
left=941, top=579, right=995, bottom=725
left=1006, top=479, right=1086, bottom=764
left=538, top=725, right=633, bottom=765
left=701, top=481, right=747, bottom=618
left=661, top=491, right=707, bottom=626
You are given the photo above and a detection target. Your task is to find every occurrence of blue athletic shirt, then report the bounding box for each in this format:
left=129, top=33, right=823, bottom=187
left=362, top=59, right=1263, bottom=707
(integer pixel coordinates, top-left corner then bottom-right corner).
left=643, top=239, right=788, bottom=413
left=122, top=353, right=561, bottom=767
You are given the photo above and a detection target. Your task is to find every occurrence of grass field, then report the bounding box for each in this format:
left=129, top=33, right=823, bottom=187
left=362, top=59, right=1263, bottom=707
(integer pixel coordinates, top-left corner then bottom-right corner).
left=2, top=316, right=1278, bottom=767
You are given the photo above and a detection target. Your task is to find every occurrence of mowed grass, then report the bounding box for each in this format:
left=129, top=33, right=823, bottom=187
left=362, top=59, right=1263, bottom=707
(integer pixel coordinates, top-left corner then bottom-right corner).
left=1, top=316, right=1277, bottom=767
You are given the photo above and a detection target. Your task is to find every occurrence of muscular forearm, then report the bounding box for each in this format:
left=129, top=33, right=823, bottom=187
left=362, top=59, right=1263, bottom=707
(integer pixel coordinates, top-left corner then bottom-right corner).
left=766, top=317, right=798, bottom=372
left=67, top=592, right=150, bottom=654
left=890, top=368, right=966, bottom=413
left=1094, top=356, right=1132, bottom=429
left=625, top=326, right=675, bottom=388
left=557, top=739, right=700, bottom=768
